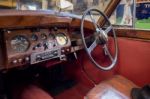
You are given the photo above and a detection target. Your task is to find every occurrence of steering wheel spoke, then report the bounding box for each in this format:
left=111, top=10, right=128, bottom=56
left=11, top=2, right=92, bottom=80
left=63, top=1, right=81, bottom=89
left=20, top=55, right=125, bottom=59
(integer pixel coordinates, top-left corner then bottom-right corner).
left=87, top=39, right=98, bottom=54
left=103, top=45, right=114, bottom=62
left=105, top=26, right=112, bottom=34
left=89, top=11, right=99, bottom=30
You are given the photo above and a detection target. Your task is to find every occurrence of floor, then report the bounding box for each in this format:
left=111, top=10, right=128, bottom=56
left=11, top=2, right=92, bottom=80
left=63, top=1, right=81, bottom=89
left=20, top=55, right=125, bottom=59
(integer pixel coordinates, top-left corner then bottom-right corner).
left=3, top=60, right=94, bottom=99
left=54, top=83, right=91, bottom=99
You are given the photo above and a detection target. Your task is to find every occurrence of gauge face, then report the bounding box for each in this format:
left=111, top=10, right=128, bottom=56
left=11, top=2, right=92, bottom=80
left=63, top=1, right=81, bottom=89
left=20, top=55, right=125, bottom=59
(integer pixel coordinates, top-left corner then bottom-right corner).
left=11, top=35, right=30, bottom=52
left=41, top=33, right=47, bottom=40
left=56, top=33, right=68, bottom=46
left=31, top=34, right=38, bottom=41
left=49, top=33, right=55, bottom=40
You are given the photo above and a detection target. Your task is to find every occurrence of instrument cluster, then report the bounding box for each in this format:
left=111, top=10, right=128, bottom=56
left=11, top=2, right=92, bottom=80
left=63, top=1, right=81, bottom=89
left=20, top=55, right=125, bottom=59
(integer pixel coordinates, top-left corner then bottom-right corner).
left=4, top=25, right=71, bottom=68
left=10, top=30, right=69, bottom=53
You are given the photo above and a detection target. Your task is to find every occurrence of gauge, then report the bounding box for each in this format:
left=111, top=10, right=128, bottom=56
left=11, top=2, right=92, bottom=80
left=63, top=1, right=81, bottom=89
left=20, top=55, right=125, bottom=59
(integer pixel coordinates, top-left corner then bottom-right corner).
left=41, top=33, right=47, bottom=40
left=11, top=35, right=30, bottom=52
left=31, top=34, right=38, bottom=41
left=49, top=33, right=55, bottom=40
left=56, top=33, right=68, bottom=46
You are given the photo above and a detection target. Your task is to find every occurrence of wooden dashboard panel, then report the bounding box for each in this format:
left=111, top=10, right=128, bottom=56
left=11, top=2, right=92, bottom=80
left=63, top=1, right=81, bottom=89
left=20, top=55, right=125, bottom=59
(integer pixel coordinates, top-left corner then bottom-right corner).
left=0, top=23, right=72, bottom=70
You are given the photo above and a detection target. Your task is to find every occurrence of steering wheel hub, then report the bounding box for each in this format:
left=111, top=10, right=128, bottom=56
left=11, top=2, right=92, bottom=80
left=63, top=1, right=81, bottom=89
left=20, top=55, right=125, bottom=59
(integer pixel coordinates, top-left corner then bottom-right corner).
left=97, top=29, right=108, bottom=45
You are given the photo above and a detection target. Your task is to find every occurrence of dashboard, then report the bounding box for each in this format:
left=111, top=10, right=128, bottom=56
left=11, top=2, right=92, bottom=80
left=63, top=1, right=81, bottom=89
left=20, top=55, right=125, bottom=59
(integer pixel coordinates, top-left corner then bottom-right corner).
left=0, top=12, right=94, bottom=70
left=2, top=23, right=74, bottom=69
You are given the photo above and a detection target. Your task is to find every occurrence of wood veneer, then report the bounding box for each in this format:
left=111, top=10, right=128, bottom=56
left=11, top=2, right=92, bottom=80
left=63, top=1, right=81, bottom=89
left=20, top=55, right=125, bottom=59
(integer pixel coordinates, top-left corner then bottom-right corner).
left=1, top=24, right=71, bottom=69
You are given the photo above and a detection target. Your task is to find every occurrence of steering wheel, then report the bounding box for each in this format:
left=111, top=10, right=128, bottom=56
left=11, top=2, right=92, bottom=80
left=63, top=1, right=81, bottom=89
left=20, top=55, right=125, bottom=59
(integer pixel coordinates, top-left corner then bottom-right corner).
left=81, top=8, right=118, bottom=71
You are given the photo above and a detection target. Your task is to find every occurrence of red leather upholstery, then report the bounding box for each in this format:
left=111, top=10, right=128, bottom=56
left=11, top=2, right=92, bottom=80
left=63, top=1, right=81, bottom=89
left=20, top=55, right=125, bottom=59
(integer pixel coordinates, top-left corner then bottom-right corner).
left=79, top=38, right=150, bottom=86
left=86, top=75, right=138, bottom=99
left=13, top=85, right=53, bottom=99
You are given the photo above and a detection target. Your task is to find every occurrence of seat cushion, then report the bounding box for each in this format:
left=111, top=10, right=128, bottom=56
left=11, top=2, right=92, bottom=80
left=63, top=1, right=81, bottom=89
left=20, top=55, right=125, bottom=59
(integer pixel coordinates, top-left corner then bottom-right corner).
left=86, top=75, right=138, bottom=99
left=13, top=85, right=53, bottom=99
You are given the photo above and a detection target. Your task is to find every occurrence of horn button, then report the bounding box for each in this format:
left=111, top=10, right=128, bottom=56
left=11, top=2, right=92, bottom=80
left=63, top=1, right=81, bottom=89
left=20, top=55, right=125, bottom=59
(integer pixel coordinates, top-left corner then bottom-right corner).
left=96, top=28, right=108, bottom=45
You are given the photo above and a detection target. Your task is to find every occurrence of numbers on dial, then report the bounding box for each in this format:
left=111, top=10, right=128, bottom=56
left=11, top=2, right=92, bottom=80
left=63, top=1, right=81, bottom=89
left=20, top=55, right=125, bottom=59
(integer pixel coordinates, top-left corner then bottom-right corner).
left=41, top=33, right=47, bottom=40
left=56, top=33, right=68, bottom=46
left=11, top=35, right=30, bottom=52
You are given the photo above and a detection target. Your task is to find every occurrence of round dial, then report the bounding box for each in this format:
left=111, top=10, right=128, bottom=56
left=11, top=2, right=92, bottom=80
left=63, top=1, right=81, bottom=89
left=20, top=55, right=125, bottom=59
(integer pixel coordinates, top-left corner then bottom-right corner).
left=31, top=34, right=38, bottom=41
left=49, top=33, right=55, bottom=40
left=41, top=33, right=47, bottom=40
left=56, top=33, right=68, bottom=46
left=11, top=35, right=30, bottom=52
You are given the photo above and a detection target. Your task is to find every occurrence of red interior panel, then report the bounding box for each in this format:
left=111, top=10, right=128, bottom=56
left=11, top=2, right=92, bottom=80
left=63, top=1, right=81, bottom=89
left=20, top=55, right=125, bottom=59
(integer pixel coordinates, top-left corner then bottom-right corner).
left=117, top=38, right=150, bottom=86
left=78, top=37, right=150, bottom=86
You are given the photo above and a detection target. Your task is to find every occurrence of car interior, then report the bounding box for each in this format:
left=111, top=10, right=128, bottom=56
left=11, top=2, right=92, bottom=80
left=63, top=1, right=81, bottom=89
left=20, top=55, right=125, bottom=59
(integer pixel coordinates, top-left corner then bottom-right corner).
left=0, top=0, right=149, bottom=99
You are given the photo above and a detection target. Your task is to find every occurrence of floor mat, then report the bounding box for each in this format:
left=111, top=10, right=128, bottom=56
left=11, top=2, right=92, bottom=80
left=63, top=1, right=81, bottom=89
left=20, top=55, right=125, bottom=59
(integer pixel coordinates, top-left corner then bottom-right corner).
left=48, top=79, right=77, bottom=96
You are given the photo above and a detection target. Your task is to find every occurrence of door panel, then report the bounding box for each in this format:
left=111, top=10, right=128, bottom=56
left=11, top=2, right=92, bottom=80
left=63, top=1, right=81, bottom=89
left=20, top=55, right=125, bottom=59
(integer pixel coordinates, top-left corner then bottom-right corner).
left=117, top=38, right=150, bottom=86
left=79, top=37, right=150, bottom=86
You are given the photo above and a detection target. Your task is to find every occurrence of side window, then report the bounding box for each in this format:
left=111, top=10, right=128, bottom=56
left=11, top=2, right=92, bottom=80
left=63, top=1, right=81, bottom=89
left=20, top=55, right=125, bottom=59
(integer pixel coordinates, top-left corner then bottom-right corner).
left=18, top=0, right=111, bottom=14
left=109, top=0, right=134, bottom=27
left=0, top=0, right=111, bottom=17
left=0, top=0, right=16, bottom=9
left=135, top=1, right=150, bottom=29
left=110, top=0, right=150, bottom=30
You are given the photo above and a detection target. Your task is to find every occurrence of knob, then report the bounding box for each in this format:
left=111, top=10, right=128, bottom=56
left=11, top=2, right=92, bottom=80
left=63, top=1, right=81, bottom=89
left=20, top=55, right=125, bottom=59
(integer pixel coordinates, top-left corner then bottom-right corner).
left=12, top=60, right=17, bottom=64
left=18, top=58, right=23, bottom=63
left=61, top=50, right=65, bottom=53
left=37, top=43, right=42, bottom=47
left=67, top=49, right=70, bottom=52
left=33, top=46, right=38, bottom=50
left=43, top=42, right=49, bottom=50
left=54, top=51, right=58, bottom=55
left=31, top=34, right=38, bottom=41
left=25, top=57, right=30, bottom=62
left=54, top=27, right=58, bottom=31
left=36, top=55, right=41, bottom=61
left=36, top=55, right=41, bottom=58
left=33, top=43, right=42, bottom=50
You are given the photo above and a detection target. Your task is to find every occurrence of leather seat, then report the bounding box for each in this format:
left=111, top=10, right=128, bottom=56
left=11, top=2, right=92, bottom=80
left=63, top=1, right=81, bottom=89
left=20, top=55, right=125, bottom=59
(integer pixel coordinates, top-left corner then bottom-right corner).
left=13, top=85, right=53, bottom=99
left=85, top=75, right=138, bottom=99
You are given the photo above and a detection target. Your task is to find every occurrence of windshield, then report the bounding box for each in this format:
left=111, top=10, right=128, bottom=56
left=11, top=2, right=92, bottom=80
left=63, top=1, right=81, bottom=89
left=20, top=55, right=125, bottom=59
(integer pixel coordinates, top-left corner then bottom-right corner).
left=0, top=0, right=111, bottom=14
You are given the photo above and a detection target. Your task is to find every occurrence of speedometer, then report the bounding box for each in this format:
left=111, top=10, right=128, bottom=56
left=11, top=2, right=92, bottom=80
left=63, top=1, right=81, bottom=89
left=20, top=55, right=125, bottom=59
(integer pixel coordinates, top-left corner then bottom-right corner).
left=11, top=35, right=30, bottom=52
left=56, top=33, right=68, bottom=46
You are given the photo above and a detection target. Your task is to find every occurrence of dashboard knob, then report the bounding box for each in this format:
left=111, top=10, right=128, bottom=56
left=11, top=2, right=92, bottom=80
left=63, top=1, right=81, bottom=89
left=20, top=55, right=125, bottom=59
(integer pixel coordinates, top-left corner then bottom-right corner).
left=31, top=34, right=38, bottom=41
left=37, top=43, right=42, bottom=47
left=54, top=27, right=58, bottom=31
left=12, top=60, right=17, bottom=64
left=61, top=50, right=65, bottom=53
left=36, top=55, right=41, bottom=58
left=33, top=46, right=38, bottom=50
left=25, top=57, right=30, bottom=62
left=43, top=42, right=49, bottom=50
left=18, top=58, right=23, bottom=63
left=36, top=55, right=41, bottom=61
left=53, top=43, right=56, bottom=47
left=67, top=49, right=70, bottom=52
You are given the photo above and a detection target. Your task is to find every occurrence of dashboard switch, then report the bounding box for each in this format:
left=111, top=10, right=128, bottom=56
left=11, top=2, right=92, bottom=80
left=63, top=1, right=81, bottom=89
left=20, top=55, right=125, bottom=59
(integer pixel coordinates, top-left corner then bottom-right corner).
left=54, top=27, right=58, bottom=31
left=31, top=34, right=38, bottom=41
left=61, top=50, right=65, bottom=53
left=36, top=55, right=41, bottom=61
left=18, top=58, right=23, bottom=63
left=43, top=42, right=49, bottom=50
left=12, top=60, right=17, bottom=64
left=25, top=57, right=30, bottom=62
